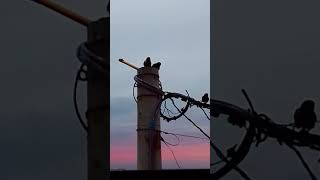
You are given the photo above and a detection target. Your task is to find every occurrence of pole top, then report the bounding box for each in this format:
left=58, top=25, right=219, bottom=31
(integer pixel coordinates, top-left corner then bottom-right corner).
left=137, top=67, right=159, bottom=77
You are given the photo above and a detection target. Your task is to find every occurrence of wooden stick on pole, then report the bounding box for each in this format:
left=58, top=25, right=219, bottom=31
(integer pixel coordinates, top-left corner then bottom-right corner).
left=119, top=59, right=139, bottom=70
left=30, top=0, right=91, bottom=27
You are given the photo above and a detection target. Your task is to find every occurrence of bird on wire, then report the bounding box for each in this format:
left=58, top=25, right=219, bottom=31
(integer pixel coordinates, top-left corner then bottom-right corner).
left=201, top=93, right=209, bottom=103
left=152, top=62, right=161, bottom=70
left=143, top=57, right=152, bottom=67
left=294, top=100, right=317, bottom=132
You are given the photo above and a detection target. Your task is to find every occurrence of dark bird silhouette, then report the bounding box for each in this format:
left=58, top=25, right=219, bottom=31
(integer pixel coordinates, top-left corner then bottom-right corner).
left=144, top=57, right=151, bottom=67
left=201, top=93, right=209, bottom=103
left=294, top=100, right=317, bottom=132
left=152, top=62, right=161, bottom=70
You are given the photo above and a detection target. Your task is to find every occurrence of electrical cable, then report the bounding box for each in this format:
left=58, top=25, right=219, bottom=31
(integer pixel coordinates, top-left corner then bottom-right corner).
left=286, top=143, right=318, bottom=180
left=73, top=40, right=108, bottom=133
left=162, top=136, right=181, bottom=169
left=77, top=42, right=106, bottom=74
left=160, top=134, right=180, bottom=146
left=132, top=82, right=138, bottom=103
left=73, top=63, right=88, bottom=132
left=137, top=128, right=208, bottom=141
left=200, top=107, right=210, bottom=121
left=136, top=82, right=254, bottom=179
left=169, top=97, right=252, bottom=180
left=134, top=78, right=320, bottom=179
left=210, top=160, right=225, bottom=167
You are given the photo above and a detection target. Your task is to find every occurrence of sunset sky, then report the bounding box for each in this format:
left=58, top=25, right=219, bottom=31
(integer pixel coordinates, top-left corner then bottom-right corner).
left=110, top=0, right=210, bottom=169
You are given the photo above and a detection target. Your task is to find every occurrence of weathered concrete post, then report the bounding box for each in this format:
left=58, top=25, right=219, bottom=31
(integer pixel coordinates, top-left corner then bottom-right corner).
left=86, top=17, right=109, bottom=180
left=137, top=67, right=162, bottom=170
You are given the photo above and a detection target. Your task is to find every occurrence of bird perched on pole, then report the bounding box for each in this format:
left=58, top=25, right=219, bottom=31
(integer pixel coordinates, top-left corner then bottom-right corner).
left=143, top=57, right=151, bottom=67
left=152, top=62, right=161, bottom=70
left=201, top=93, right=209, bottom=103
left=294, top=100, right=317, bottom=132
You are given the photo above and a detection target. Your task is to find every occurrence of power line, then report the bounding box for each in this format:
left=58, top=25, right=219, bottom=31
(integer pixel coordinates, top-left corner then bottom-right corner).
left=73, top=41, right=107, bottom=133
left=200, top=107, right=210, bottom=121
left=73, top=63, right=88, bottom=132
left=169, top=97, right=252, bottom=180
left=134, top=76, right=251, bottom=179
left=161, top=136, right=181, bottom=169
left=133, top=71, right=320, bottom=179
left=137, top=128, right=209, bottom=141
left=286, top=143, right=318, bottom=180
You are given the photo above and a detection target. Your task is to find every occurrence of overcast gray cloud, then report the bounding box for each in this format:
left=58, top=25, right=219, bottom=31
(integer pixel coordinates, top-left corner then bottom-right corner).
left=111, top=0, right=210, bottom=169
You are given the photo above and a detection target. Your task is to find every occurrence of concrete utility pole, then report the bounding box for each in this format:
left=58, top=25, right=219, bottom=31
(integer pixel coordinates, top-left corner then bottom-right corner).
left=29, top=1, right=109, bottom=179
left=86, top=18, right=109, bottom=180
left=137, top=67, right=162, bottom=170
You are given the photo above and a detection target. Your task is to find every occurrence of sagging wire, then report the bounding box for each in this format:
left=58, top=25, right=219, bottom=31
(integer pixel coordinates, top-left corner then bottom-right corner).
left=160, top=130, right=181, bottom=168
left=169, top=97, right=252, bottom=180
left=161, top=130, right=209, bottom=141
left=286, top=143, right=318, bottom=180
left=74, top=41, right=106, bottom=133
left=133, top=75, right=252, bottom=179
left=77, top=42, right=106, bottom=74
left=133, top=82, right=138, bottom=103
left=163, top=100, right=181, bottom=117
left=154, top=85, right=320, bottom=179
left=73, top=63, right=88, bottom=132
left=211, top=160, right=224, bottom=167
left=161, top=136, right=182, bottom=169
left=160, top=131, right=180, bottom=146
left=137, top=128, right=208, bottom=141
left=170, top=98, right=209, bottom=139
left=136, top=128, right=182, bottom=168
left=137, top=127, right=209, bottom=169
left=200, top=107, right=210, bottom=121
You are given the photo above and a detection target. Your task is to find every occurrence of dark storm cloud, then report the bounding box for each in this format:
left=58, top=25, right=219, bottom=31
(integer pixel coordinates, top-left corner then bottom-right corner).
left=0, top=1, right=107, bottom=179
left=212, top=0, right=320, bottom=179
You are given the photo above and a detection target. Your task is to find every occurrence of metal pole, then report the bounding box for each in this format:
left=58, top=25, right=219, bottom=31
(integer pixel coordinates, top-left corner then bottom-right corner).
left=86, top=17, right=109, bottom=180
left=137, top=67, right=162, bottom=170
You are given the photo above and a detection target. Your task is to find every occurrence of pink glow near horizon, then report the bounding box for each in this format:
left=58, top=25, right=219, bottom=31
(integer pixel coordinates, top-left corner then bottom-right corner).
left=111, top=141, right=209, bottom=169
